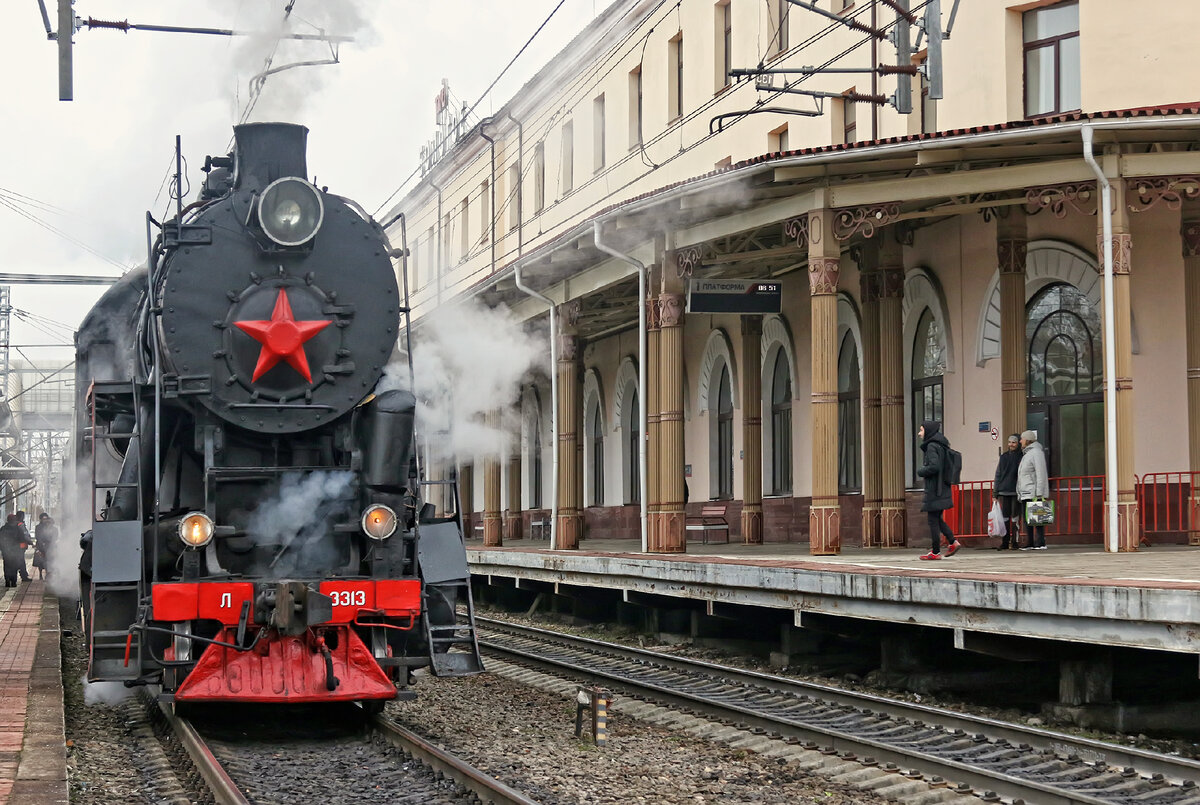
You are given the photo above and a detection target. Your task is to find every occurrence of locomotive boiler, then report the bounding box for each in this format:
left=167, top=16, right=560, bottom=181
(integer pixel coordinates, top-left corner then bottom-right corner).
left=75, top=123, right=482, bottom=708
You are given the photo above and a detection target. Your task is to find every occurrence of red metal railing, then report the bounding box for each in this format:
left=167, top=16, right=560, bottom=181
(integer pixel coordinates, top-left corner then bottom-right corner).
left=947, top=475, right=1105, bottom=539
left=1137, top=471, right=1200, bottom=544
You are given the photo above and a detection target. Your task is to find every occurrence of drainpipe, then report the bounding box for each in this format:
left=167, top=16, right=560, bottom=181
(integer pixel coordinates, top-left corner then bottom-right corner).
left=1082, top=125, right=1119, bottom=553
left=593, top=221, right=649, bottom=553
left=514, top=263, right=559, bottom=549
left=479, top=119, right=498, bottom=274
left=504, top=111, right=524, bottom=257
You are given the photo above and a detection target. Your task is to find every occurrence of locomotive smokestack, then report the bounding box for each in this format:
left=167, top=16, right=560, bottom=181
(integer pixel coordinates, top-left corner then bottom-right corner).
left=233, top=123, right=309, bottom=191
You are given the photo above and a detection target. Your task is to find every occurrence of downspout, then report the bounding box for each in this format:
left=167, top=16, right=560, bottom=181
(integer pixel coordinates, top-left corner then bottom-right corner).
left=504, top=111, right=524, bottom=257
left=514, top=264, right=559, bottom=549
left=1082, top=125, right=1120, bottom=553
left=479, top=119, right=498, bottom=274
left=593, top=221, right=649, bottom=553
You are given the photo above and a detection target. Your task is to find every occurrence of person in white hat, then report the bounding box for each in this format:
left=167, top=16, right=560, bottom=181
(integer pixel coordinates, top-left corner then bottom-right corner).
left=1016, top=429, right=1049, bottom=550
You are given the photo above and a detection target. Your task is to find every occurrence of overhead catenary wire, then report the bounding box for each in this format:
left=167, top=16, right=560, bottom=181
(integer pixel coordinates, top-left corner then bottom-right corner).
left=403, top=0, right=894, bottom=282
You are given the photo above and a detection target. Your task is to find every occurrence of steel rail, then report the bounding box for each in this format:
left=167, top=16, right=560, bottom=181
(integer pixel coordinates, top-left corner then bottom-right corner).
left=474, top=616, right=1200, bottom=805
left=157, top=701, right=248, bottom=805
left=372, top=715, right=541, bottom=805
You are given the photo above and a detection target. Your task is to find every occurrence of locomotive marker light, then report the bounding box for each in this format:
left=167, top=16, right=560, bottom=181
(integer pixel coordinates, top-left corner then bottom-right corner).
left=361, top=504, right=398, bottom=540
left=179, top=512, right=215, bottom=548
left=257, top=177, right=324, bottom=246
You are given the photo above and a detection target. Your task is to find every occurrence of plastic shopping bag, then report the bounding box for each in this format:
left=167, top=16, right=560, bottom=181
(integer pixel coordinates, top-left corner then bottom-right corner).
left=987, top=500, right=1007, bottom=537
left=1025, top=498, right=1056, bottom=526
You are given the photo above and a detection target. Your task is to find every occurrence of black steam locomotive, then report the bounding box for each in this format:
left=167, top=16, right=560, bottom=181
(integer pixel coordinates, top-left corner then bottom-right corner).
left=75, top=123, right=481, bottom=707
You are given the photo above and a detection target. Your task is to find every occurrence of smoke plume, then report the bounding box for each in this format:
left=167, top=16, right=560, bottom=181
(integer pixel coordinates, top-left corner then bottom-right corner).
left=381, top=297, right=544, bottom=465
left=244, top=470, right=355, bottom=578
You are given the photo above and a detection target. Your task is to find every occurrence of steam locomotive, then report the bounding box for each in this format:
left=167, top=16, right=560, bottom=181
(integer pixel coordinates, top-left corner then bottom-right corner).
left=75, top=123, right=481, bottom=709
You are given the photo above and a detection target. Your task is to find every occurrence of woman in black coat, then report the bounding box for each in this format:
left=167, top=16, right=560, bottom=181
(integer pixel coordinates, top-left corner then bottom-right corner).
left=916, top=420, right=960, bottom=560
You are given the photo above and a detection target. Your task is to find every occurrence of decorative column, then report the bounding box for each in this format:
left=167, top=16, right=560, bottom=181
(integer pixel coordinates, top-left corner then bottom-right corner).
left=459, top=462, right=474, bottom=538
left=556, top=303, right=583, bottom=549
left=741, top=315, right=764, bottom=544
left=482, top=411, right=503, bottom=547
left=1101, top=183, right=1139, bottom=551
left=646, top=292, right=662, bottom=547
left=998, top=211, right=1028, bottom=441
left=1183, top=199, right=1200, bottom=545
left=504, top=442, right=523, bottom=540
left=857, top=242, right=882, bottom=547
left=808, top=208, right=841, bottom=555
left=653, top=288, right=687, bottom=552
left=878, top=232, right=907, bottom=548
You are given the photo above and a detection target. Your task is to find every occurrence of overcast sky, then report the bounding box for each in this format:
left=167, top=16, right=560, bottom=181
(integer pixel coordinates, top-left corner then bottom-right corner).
left=4, top=0, right=598, bottom=379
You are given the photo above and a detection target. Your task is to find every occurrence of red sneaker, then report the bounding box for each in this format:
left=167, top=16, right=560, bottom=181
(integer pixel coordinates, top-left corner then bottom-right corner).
left=945, top=540, right=962, bottom=557
left=919, top=552, right=942, bottom=560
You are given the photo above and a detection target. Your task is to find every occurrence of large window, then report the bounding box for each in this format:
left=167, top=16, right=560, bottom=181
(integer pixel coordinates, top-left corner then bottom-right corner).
left=775, top=0, right=789, bottom=53
left=590, top=400, right=604, bottom=506
left=533, top=142, right=545, bottom=213
left=719, top=2, right=732, bottom=90
left=669, top=34, right=684, bottom=121
left=1023, top=1, right=1080, bottom=118
left=770, top=348, right=792, bottom=495
left=716, top=365, right=734, bottom=499
left=911, top=308, right=945, bottom=477
left=837, top=333, right=861, bottom=493
left=561, top=121, right=574, bottom=194
left=593, top=94, right=606, bottom=173
left=628, top=65, right=643, bottom=147
left=1026, top=283, right=1104, bottom=477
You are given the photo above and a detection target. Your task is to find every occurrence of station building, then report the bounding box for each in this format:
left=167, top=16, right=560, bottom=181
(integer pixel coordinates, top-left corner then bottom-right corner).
left=383, top=0, right=1200, bottom=554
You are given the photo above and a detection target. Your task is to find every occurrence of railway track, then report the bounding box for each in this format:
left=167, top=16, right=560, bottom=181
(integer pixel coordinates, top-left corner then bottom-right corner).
left=156, top=697, right=537, bottom=805
left=475, top=615, right=1200, bottom=805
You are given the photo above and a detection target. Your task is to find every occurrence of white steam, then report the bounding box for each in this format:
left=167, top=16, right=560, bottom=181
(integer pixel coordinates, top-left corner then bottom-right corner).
left=82, top=676, right=131, bottom=706
left=224, top=1, right=377, bottom=123
left=245, top=471, right=355, bottom=577
left=383, top=298, right=544, bottom=465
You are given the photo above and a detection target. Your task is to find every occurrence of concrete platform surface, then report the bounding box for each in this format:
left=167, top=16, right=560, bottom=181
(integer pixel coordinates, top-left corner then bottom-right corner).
left=0, top=581, right=68, bottom=805
left=467, top=540, right=1200, bottom=654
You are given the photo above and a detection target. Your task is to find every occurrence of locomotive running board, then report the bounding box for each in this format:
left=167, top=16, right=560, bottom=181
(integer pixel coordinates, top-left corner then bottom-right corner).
left=417, top=521, right=484, bottom=676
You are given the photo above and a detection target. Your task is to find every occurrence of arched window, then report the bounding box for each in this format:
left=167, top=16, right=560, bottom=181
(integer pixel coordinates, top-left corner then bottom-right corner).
left=626, top=389, right=640, bottom=504
left=531, top=415, right=543, bottom=509
left=911, top=308, right=946, bottom=476
left=837, top=332, right=861, bottom=492
left=716, top=365, right=734, bottom=499
left=1026, top=283, right=1103, bottom=476
left=590, top=400, right=604, bottom=506
left=770, top=348, right=792, bottom=495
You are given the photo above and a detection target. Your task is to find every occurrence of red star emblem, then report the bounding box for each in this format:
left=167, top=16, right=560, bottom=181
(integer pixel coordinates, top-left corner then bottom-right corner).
left=234, top=289, right=331, bottom=383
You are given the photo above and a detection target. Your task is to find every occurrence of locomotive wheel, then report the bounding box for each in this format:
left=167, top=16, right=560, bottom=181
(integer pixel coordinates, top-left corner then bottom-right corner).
left=360, top=699, right=386, bottom=717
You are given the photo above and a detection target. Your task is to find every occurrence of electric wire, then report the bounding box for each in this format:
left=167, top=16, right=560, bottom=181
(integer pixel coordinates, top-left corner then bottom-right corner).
left=400, top=0, right=930, bottom=289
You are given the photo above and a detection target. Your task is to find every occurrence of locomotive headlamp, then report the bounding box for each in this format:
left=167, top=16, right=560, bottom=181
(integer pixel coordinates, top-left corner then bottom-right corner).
left=178, top=512, right=215, bottom=548
left=258, top=177, right=324, bottom=246
left=361, top=504, right=398, bottom=540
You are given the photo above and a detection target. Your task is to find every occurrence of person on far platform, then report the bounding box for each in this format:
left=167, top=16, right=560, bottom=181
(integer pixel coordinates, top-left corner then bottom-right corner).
left=917, top=420, right=961, bottom=561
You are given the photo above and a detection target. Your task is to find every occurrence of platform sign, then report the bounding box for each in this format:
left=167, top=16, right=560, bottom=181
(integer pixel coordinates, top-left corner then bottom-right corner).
left=686, top=279, right=781, bottom=314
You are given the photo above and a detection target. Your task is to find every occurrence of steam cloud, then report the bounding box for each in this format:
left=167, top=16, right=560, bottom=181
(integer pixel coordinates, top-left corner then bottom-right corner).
left=382, top=297, right=544, bottom=465
left=82, top=676, right=131, bottom=706
left=244, top=470, right=355, bottom=578
left=222, top=1, right=377, bottom=123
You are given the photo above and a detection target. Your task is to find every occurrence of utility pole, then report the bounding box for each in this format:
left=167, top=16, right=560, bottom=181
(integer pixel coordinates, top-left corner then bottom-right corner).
left=888, top=0, right=913, bottom=114
left=58, top=0, right=74, bottom=101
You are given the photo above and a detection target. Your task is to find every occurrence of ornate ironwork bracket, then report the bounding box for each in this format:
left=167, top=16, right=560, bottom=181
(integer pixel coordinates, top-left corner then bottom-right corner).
left=834, top=203, right=899, bottom=241
left=676, top=245, right=705, bottom=278
left=1024, top=183, right=1097, bottom=218
left=783, top=216, right=810, bottom=249
left=1126, top=176, right=1200, bottom=213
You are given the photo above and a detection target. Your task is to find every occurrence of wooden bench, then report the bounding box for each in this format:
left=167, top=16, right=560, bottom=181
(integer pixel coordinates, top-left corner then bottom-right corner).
left=685, top=503, right=730, bottom=544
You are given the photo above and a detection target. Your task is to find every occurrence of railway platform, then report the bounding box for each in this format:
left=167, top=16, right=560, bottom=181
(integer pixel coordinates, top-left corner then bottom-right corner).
left=0, top=579, right=68, bottom=805
left=466, top=539, right=1200, bottom=655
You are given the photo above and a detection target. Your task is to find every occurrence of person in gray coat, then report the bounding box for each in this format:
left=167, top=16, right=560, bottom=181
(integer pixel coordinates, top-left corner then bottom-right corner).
left=1016, top=429, right=1050, bottom=550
